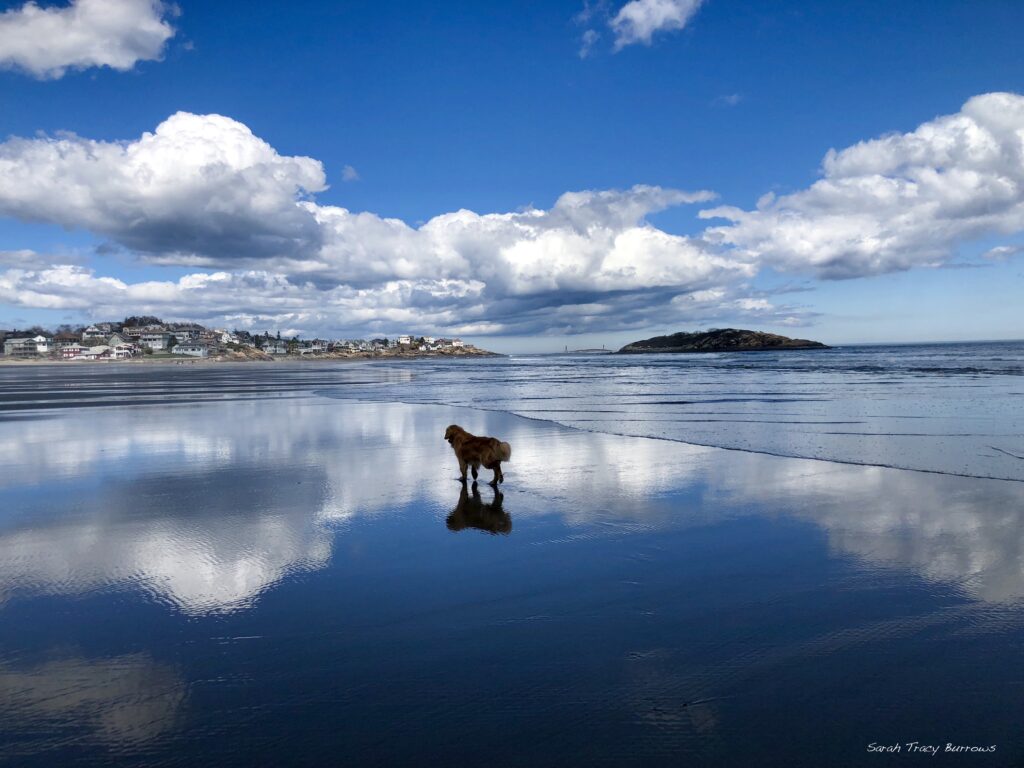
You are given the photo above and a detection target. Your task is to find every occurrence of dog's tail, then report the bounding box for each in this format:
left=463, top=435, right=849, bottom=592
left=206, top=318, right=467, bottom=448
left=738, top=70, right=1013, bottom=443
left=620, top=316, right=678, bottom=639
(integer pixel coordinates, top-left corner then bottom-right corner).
left=498, top=441, right=512, bottom=462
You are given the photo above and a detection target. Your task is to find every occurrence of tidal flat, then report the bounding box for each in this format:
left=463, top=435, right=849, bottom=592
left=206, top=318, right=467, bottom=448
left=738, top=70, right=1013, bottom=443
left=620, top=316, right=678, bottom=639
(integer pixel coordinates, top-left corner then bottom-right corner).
left=0, top=358, right=1022, bottom=766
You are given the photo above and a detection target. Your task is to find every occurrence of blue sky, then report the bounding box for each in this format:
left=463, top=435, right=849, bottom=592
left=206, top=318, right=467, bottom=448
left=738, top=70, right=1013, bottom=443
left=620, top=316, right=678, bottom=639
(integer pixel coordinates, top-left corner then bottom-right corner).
left=0, top=0, right=1022, bottom=352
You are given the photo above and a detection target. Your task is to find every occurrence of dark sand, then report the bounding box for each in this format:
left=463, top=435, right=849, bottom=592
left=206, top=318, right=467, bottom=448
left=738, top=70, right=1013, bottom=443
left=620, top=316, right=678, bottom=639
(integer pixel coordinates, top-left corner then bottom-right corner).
left=0, top=394, right=1022, bottom=765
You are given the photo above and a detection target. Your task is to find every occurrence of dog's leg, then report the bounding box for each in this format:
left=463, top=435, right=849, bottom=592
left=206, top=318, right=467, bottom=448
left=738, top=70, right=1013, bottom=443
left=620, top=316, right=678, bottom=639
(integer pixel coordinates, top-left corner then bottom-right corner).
left=459, top=458, right=468, bottom=483
left=489, top=462, right=501, bottom=487
left=471, top=462, right=479, bottom=480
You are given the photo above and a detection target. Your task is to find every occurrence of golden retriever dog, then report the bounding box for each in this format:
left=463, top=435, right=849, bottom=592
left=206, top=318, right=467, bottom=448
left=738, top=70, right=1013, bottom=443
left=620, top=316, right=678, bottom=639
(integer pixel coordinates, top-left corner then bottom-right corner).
left=446, top=484, right=511, bottom=535
left=444, top=424, right=511, bottom=485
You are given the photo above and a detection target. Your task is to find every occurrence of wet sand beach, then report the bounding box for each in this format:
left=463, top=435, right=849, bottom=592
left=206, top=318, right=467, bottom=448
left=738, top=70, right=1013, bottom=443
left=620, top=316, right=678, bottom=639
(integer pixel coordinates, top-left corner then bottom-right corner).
left=1, top=379, right=1022, bottom=765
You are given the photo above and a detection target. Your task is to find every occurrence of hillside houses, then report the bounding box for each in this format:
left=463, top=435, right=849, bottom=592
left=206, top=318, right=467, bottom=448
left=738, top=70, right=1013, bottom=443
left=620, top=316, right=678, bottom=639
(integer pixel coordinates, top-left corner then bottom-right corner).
left=395, top=335, right=463, bottom=351
left=139, top=332, right=171, bottom=350
left=31, top=335, right=53, bottom=354
left=81, top=326, right=108, bottom=345
left=172, top=342, right=211, bottom=358
left=3, top=338, right=37, bottom=358
left=0, top=321, right=189, bottom=361
left=1, top=319, right=482, bottom=362
left=53, top=332, right=81, bottom=349
left=297, top=340, right=328, bottom=355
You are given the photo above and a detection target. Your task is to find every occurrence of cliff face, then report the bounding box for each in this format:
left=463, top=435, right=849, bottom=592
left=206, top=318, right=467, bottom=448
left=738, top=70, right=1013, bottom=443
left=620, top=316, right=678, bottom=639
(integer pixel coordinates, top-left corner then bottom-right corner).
left=617, top=328, right=829, bottom=354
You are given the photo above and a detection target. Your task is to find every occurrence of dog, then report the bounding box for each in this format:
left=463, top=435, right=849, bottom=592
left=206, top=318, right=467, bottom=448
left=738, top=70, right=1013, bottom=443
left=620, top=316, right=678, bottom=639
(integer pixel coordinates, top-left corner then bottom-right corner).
left=446, top=483, right=511, bottom=535
left=444, top=424, right=511, bottom=485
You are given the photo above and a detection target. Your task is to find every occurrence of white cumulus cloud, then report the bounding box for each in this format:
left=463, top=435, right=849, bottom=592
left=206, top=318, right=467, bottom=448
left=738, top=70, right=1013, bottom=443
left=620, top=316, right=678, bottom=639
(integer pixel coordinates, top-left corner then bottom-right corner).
left=0, top=112, right=327, bottom=262
left=0, top=111, right=769, bottom=335
left=610, top=0, right=703, bottom=50
left=305, top=185, right=740, bottom=295
left=0, top=0, right=176, bottom=79
left=8, top=95, right=1024, bottom=335
left=701, top=92, right=1024, bottom=278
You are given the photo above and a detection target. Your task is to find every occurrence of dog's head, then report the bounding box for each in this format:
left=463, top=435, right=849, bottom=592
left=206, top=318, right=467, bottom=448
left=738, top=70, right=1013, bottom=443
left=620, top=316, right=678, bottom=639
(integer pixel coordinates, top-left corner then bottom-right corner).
left=444, top=424, right=464, bottom=444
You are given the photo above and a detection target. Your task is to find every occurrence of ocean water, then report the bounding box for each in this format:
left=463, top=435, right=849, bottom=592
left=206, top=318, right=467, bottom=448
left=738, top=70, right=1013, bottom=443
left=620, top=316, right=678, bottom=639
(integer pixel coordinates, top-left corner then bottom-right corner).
left=3, top=341, right=1021, bottom=480
left=334, top=341, right=1024, bottom=482
left=0, top=345, right=1022, bottom=765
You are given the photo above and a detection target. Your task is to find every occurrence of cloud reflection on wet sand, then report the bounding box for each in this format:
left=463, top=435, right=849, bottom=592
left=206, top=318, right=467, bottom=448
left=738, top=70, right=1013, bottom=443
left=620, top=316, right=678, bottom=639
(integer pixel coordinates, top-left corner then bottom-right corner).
left=0, top=653, right=184, bottom=750
left=0, top=397, right=1022, bottom=619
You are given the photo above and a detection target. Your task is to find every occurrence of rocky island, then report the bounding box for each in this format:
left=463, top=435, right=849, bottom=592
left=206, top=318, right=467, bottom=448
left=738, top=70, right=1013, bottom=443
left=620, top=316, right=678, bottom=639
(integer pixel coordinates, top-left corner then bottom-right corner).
left=617, top=328, right=829, bottom=354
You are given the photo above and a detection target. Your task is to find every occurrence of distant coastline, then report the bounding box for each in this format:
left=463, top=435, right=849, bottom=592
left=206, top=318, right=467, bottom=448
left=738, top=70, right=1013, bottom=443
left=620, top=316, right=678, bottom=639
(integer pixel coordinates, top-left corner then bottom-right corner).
left=0, top=318, right=500, bottom=364
left=0, top=346, right=502, bottom=365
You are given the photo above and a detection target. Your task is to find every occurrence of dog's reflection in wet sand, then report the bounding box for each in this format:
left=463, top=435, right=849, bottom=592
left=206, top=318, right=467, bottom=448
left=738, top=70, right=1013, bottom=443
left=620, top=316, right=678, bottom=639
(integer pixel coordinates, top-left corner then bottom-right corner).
left=446, top=483, right=512, bottom=535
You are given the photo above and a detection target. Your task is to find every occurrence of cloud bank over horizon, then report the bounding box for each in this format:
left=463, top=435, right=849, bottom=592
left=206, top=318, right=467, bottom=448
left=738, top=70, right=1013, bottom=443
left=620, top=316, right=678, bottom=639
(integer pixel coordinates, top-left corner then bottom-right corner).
left=0, top=0, right=176, bottom=79
left=1, top=93, right=1023, bottom=338
left=702, top=92, right=1024, bottom=278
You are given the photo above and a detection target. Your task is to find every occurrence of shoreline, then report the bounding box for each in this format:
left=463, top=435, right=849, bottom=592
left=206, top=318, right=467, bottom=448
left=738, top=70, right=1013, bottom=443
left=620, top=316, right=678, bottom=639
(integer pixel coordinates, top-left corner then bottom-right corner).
left=328, top=390, right=1024, bottom=486
left=0, top=349, right=504, bottom=366
left=2, top=381, right=1023, bottom=764
left=2, top=347, right=1019, bottom=483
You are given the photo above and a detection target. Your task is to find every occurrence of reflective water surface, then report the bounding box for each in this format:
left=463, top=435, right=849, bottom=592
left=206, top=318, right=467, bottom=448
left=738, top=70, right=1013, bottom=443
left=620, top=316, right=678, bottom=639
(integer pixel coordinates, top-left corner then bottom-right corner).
left=1, top=368, right=1023, bottom=765
left=335, top=341, right=1024, bottom=481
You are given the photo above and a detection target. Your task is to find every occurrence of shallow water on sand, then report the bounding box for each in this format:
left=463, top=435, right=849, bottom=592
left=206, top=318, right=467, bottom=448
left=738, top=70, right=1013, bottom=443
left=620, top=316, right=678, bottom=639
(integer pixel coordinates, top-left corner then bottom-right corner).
left=2, top=341, right=1021, bottom=480
left=1, top=375, right=1023, bottom=765
left=331, top=341, right=1024, bottom=482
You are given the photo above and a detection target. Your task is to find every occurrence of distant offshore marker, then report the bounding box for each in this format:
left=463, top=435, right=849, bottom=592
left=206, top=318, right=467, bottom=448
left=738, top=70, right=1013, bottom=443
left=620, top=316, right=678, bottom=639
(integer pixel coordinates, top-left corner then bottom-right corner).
left=616, top=328, right=829, bottom=354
